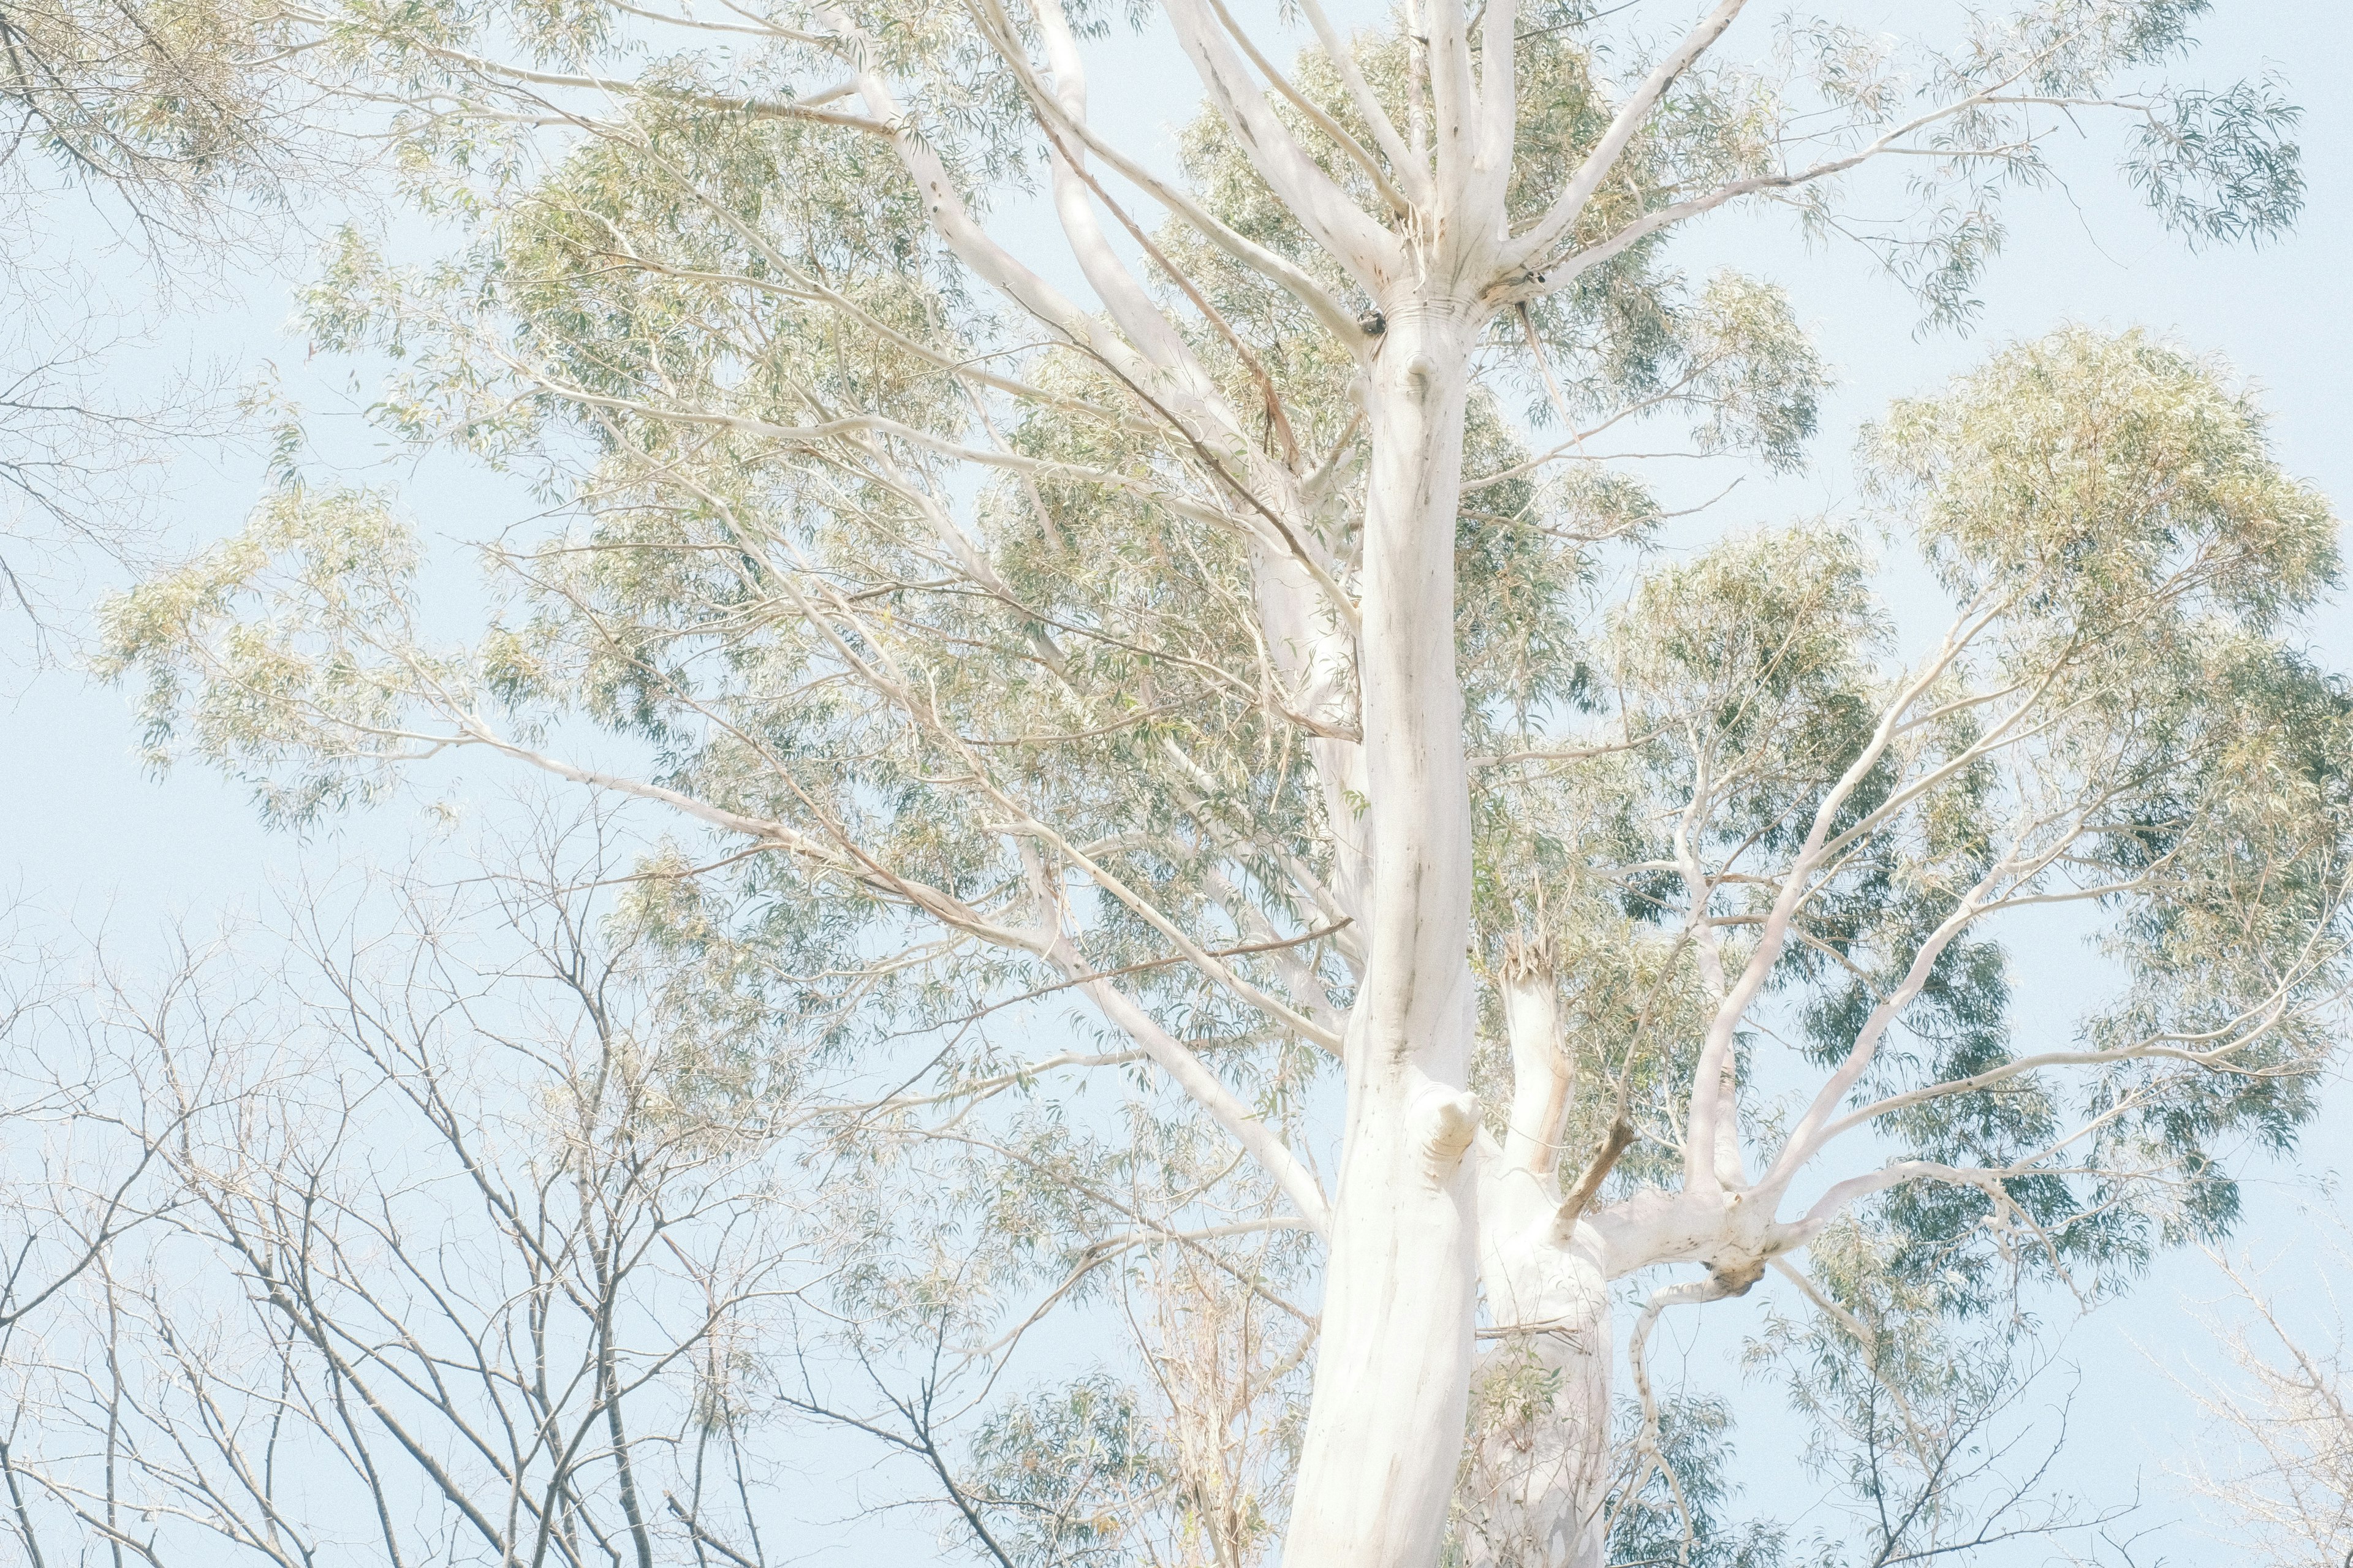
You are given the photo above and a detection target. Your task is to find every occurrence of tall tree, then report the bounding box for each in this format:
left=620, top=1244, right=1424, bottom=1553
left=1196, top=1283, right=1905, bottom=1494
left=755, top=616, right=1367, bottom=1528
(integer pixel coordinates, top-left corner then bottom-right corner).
left=94, top=2, right=2347, bottom=1564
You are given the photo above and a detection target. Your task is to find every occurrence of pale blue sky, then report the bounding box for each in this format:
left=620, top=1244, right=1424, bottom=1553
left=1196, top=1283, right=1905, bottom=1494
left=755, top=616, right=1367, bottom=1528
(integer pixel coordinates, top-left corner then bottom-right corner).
left=4, top=1, right=2350, bottom=1559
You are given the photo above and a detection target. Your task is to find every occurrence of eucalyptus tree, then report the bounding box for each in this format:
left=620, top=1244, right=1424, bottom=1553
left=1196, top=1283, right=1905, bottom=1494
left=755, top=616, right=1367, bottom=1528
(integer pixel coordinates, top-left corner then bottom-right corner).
left=91, top=1, right=2349, bottom=1564
left=0, top=0, right=337, bottom=634
left=0, top=0, right=300, bottom=212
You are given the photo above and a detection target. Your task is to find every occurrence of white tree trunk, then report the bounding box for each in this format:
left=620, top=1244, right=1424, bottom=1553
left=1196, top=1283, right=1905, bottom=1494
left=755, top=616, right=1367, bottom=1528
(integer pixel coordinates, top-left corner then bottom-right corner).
left=1462, top=1176, right=1615, bottom=1568
left=1457, top=943, right=1615, bottom=1568
left=1281, top=301, right=1485, bottom=1568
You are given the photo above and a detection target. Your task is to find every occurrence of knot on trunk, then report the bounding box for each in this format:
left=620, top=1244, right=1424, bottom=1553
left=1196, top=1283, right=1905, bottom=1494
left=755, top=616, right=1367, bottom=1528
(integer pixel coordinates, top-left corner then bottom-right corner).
left=1412, top=1088, right=1480, bottom=1181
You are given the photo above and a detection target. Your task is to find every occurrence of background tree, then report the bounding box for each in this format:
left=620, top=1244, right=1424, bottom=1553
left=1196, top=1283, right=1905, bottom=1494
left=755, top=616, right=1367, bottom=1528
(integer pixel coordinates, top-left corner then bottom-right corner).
left=2174, top=1229, right=2353, bottom=1566
left=0, top=819, right=828, bottom=1566
left=85, top=2, right=2348, bottom=1566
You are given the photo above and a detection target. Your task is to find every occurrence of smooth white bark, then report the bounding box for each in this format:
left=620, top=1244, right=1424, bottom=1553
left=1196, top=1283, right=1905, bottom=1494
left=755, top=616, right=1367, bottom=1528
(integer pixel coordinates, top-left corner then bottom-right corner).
left=1498, top=941, right=1570, bottom=1176
left=1464, top=948, right=1610, bottom=1568
left=1465, top=1154, right=1614, bottom=1568
left=1282, top=303, right=1483, bottom=1568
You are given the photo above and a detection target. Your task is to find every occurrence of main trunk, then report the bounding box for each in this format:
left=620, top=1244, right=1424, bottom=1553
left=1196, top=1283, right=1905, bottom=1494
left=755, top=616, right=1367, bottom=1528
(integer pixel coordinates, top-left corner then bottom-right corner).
left=1283, top=303, right=1482, bottom=1568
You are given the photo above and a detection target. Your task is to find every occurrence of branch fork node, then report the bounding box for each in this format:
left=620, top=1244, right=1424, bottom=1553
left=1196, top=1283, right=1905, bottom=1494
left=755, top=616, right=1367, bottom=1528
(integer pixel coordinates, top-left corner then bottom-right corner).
left=1705, top=1256, right=1767, bottom=1297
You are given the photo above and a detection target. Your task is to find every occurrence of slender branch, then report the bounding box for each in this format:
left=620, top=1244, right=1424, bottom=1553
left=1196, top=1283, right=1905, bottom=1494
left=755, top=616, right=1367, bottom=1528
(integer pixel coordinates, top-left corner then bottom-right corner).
left=1502, top=0, right=1751, bottom=270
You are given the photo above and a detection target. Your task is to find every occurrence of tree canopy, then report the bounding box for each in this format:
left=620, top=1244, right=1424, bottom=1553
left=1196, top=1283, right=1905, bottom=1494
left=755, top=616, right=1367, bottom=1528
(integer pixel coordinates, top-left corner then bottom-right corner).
left=2, top=1, right=2347, bottom=1565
